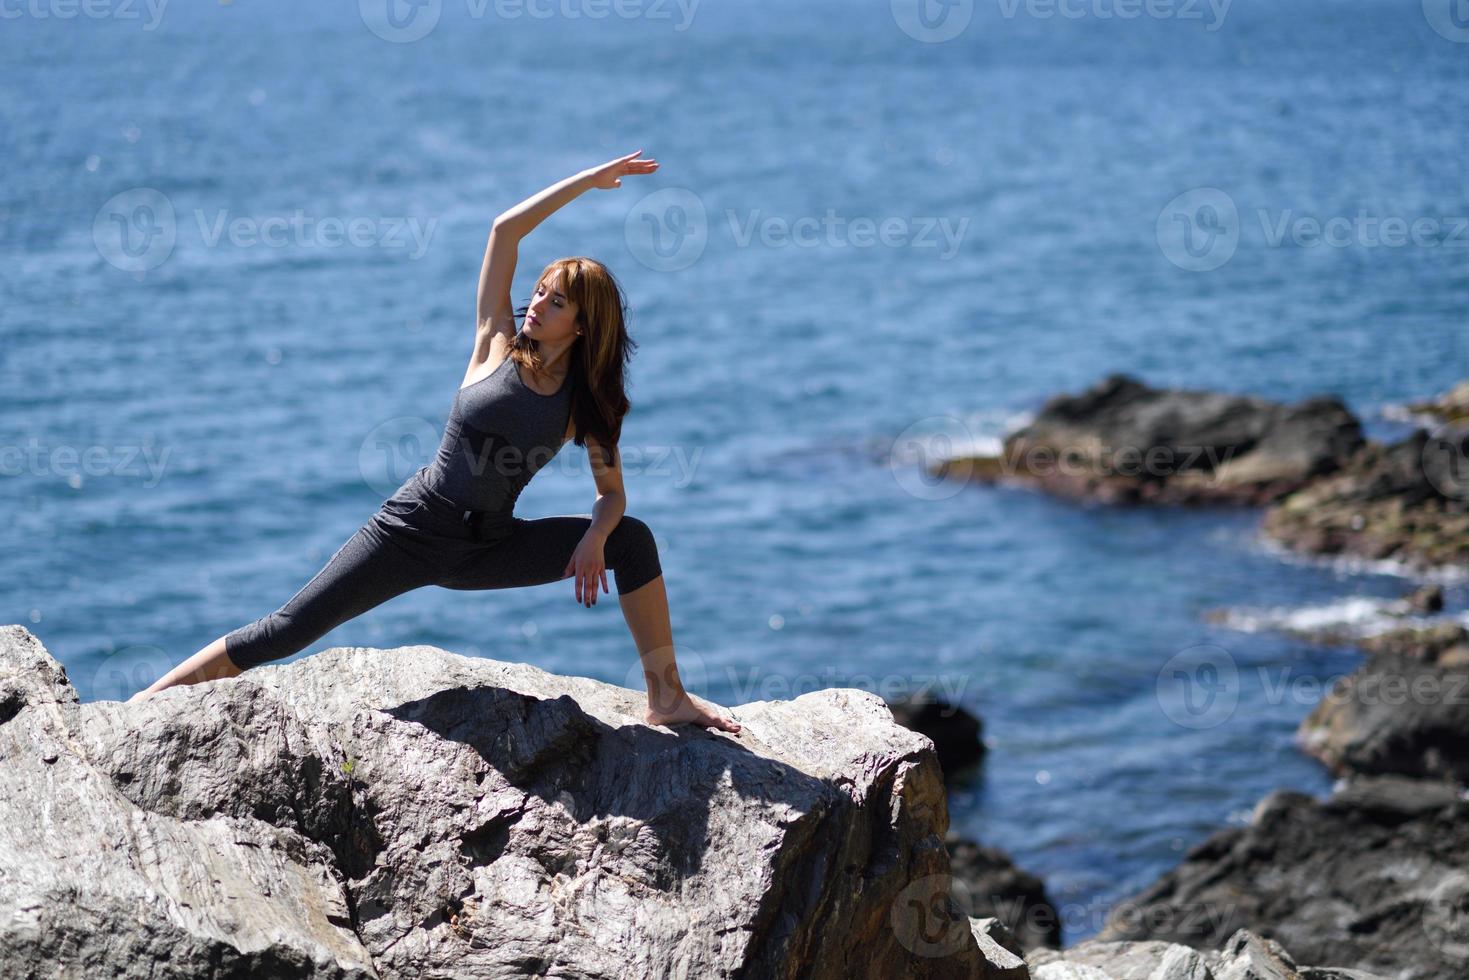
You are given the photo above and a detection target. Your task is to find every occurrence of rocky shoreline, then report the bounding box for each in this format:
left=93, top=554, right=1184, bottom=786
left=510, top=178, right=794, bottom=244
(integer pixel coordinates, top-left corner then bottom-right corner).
left=919, top=374, right=1469, bottom=979
left=936, top=373, right=1469, bottom=574
left=7, top=378, right=1465, bottom=979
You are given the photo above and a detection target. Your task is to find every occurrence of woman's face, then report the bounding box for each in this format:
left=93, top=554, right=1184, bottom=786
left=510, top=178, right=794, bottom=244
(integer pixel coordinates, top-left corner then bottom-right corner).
left=523, top=274, right=580, bottom=343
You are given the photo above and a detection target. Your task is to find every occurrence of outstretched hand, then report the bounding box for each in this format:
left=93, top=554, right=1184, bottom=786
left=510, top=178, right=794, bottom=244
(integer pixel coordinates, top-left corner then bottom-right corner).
left=583, top=149, right=658, bottom=190
left=563, top=534, right=610, bottom=607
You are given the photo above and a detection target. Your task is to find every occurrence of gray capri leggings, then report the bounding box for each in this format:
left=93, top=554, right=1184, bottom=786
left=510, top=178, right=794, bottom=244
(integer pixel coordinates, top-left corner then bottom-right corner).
left=222, top=483, right=662, bottom=671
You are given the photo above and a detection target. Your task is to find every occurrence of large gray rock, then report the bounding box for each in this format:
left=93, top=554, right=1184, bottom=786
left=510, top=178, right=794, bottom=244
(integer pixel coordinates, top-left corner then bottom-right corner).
left=936, top=374, right=1363, bottom=506
left=0, top=625, right=1010, bottom=979
left=1297, top=622, right=1469, bottom=784
left=1090, top=775, right=1469, bottom=980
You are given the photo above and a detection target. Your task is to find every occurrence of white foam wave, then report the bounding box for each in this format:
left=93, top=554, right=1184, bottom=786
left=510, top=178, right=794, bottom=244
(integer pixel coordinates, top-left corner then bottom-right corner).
left=1249, top=531, right=1469, bottom=585
left=1213, top=594, right=1469, bottom=640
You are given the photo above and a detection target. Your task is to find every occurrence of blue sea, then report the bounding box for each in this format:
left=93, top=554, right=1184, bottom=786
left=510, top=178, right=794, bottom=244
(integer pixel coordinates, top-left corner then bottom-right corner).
left=4, top=0, right=1468, bottom=946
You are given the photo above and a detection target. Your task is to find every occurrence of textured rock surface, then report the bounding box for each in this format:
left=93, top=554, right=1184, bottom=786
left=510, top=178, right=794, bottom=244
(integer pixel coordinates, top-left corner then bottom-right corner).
left=0, top=624, right=1010, bottom=979
left=1025, top=926, right=1396, bottom=979
left=1297, top=622, right=1469, bottom=784
left=934, top=374, right=1364, bottom=507
left=1090, top=775, right=1469, bottom=980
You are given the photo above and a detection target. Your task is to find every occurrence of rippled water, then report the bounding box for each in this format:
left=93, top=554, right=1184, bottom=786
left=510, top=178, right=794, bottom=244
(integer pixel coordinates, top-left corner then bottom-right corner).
left=4, top=0, right=1467, bottom=944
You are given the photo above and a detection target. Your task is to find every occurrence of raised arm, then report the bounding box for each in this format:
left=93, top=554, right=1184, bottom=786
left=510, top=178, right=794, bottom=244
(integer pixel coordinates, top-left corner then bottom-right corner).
left=474, top=149, right=659, bottom=333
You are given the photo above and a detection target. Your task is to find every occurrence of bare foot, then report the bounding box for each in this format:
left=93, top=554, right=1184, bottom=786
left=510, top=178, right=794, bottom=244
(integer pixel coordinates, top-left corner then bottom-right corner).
left=644, top=692, right=742, bottom=734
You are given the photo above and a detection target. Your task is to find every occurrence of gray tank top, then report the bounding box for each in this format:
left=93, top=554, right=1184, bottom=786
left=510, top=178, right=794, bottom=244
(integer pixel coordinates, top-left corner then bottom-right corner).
left=418, top=355, right=573, bottom=514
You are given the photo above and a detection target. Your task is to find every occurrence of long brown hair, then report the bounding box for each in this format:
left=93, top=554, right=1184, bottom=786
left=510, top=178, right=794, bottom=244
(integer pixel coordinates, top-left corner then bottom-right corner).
left=510, top=257, right=638, bottom=471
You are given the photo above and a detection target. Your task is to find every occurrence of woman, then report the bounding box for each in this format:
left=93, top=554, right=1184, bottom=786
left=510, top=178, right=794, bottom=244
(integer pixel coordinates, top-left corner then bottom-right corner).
left=131, top=150, right=741, bottom=735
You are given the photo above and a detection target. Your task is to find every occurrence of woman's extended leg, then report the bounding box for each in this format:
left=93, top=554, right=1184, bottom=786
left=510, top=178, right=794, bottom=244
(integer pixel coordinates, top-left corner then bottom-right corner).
left=439, top=514, right=740, bottom=733
left=131, top=520, right=440, bottom=700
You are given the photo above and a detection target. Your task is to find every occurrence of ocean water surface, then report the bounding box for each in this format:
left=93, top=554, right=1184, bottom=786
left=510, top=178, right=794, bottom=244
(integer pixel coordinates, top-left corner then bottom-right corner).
left=3, top=0, right=1468, bottom=944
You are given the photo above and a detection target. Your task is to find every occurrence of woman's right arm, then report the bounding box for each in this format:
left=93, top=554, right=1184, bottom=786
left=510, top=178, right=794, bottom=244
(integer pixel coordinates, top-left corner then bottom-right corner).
left=474, top=150, right=658, bottom=333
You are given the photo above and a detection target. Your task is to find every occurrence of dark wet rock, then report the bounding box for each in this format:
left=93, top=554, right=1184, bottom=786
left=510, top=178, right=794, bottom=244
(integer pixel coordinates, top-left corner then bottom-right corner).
left=0, top=624, right=1017, bottom=979
left=887, top=693, right=987, bottom=775
left=1260, top=428, right=1469, bottom=572
left=1090, top=774, right=1469, bottom=980
left=1298, top=622, right=1469, bottom=784
left=946, top=831, right=1062, bottom=952
left=935, top=374, right=1364, bottom=506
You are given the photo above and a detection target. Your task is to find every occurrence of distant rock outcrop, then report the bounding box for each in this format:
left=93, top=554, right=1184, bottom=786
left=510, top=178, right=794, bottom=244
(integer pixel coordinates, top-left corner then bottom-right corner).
left=887, top=692, right=988, bottom=775
left=938, top=373, right=1469, bottom=573
left=936, top=373, right=1364, bottom=506
left=1261, top=428, right=1469, bottom=572
left=947, top=832, right=1062, bottom=952
left=0, top=624, right=1017, bottom=979
left=1297, top=621, right=1469, bottom=784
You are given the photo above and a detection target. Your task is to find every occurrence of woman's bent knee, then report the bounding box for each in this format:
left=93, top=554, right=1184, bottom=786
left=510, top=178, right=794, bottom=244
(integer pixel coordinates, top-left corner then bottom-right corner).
left=608, top=515, right=662, bottom=595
